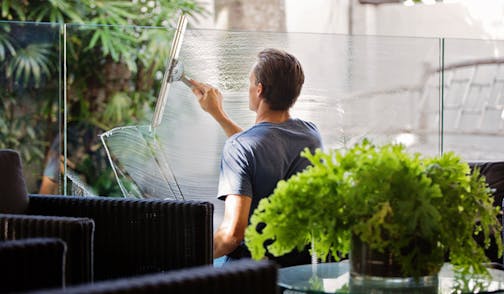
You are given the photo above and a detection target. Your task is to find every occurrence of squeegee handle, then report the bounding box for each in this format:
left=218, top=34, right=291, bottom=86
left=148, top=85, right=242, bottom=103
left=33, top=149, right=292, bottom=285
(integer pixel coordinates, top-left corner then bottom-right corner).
left=181, top=75, right=193, bottom=88
left=151, top=13, right=188, bottom=129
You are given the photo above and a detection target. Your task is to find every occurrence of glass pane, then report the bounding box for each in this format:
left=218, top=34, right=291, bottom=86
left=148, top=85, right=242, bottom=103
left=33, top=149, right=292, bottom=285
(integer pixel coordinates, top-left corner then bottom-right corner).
left=156, top=30, right=441, bottom=228
left=0, top=21, right=61, bottom=194
left=442, top=38, right=504, bottom=161
left=172, top=31, right=441, bottom=151
left=64, top=23, right=176, bottom=197
left=65, top=26, right=441, bottom=229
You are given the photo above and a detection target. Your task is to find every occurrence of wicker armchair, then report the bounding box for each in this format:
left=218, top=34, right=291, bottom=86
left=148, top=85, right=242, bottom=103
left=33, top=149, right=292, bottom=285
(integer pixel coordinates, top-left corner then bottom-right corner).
left=0, top=214, right=94, bottom=285
left=32, top=259, right=278, bottom=294
left=0, top=238, right=67, bottom=293
left=26, top=194, right=214, bottom=281
left=1, top=149, right=214, bottom=286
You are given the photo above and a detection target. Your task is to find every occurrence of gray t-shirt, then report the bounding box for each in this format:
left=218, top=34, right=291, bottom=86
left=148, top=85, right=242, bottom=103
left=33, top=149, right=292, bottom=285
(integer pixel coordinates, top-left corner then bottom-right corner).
left=217, top=118, right=323, bottom=217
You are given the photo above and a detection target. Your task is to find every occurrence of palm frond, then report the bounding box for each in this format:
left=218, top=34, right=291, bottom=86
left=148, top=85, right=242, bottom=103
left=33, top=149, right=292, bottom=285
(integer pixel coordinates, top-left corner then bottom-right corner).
left=1, top=0, right=27, bottom=21
left=7, top=43, right=54, bottom=87
left=28, top=0, right=85, bottom=23
left=0, top=28, right=16, bottom=61
left=85, top=25, right=140, bottom=69
left=138, top=28, right=174, bottom=70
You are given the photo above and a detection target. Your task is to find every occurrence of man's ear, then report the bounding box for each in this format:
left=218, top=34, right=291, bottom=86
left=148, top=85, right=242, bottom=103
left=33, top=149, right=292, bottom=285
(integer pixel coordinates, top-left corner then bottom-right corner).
left=257, top=82, right=263, bottom=98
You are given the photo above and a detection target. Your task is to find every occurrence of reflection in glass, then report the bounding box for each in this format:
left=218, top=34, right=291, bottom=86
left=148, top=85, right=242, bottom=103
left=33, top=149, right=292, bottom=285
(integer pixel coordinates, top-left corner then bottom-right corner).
left=279, top=262, right=504, bottom=293
left=0, top=21, right=61, bottom=194
left=442, top=38, right=504, bottom=161
left=65, top=23, right=177, bottom=197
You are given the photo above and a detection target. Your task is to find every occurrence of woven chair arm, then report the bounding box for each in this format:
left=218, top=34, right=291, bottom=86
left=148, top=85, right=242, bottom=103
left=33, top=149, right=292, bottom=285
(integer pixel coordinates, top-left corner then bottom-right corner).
left=0, top=213, right=94, bottom=285
left=32, top=259, right=278, bottom=294
left=0, top=238, right=66, bottom=292
left=28, top=194, right=213, bottom=280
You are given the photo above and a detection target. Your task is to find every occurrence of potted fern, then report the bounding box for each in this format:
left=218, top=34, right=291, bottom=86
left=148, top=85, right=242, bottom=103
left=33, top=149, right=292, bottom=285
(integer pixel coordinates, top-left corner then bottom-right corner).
left=245, top=140, right=502, bottom=288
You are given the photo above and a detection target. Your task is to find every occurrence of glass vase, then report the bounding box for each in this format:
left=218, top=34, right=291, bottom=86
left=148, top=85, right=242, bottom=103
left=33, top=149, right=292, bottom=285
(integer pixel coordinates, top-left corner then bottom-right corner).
left=349, top=234, right=439, bottom=294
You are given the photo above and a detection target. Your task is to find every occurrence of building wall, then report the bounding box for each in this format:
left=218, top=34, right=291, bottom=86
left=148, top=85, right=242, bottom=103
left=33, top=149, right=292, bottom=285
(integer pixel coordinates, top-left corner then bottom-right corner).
left=193, top=0, right=504, bottom=40
left=368, top=0, right=504, bottom=40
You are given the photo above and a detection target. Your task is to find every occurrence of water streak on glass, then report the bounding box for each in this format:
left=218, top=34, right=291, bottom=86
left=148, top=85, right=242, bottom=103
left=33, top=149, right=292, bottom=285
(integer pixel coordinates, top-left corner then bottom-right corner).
left=100, top=125, right=183, bottom=200
left=66, top=169, right=96, bottom=197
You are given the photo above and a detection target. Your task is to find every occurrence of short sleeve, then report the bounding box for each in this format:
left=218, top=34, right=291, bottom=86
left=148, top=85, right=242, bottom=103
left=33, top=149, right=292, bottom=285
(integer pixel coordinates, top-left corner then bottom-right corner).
left=217, top=138, right=254, bottom=200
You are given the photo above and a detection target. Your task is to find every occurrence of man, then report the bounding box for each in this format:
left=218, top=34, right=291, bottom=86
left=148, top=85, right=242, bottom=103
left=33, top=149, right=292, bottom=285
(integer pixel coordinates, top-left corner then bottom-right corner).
left=190, top=48, right=322, bottom=266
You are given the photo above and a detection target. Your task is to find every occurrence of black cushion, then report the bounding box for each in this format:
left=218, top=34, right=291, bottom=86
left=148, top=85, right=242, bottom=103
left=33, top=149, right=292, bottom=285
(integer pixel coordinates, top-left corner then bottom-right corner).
left=0, top=149, right=29, bottom=213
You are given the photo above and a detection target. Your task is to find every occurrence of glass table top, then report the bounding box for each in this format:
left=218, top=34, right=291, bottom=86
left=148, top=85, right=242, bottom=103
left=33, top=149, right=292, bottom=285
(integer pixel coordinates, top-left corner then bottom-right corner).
left=278, top=260, right=504, bottom=293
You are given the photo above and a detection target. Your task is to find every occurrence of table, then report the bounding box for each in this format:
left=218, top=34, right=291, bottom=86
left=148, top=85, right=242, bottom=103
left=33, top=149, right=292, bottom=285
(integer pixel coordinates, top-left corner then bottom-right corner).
left=278, top=260, right=504, bottom=293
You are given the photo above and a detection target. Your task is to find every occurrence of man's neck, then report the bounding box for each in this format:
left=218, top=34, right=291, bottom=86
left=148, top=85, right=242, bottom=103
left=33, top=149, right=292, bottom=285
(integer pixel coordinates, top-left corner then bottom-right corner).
left=254, top=98, right=291, bottom=124
left=255, top=109, right=290, bottom=124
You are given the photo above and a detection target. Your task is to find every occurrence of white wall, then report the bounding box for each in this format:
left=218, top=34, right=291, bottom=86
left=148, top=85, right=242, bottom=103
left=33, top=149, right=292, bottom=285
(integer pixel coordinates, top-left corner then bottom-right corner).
left=192, top=0, right=349, bottom=33
left=368, top=0, right=504, bottom=40
left=192, top=0, right=504, bottom=40
left=284, top=0, right=349, bottom=34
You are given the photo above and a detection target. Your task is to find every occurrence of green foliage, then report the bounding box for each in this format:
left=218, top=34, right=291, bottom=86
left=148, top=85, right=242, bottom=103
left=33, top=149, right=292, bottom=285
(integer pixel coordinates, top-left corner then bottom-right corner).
left=29, top=0, right=86, bottom=23
left=0, top=0, right=204, bottom=195
left=245, top=139, right=503, bottom=278
left=6, top=43, right=54, bottom=87
left=0, top=96, right=45, bottom=163
left=0, top=26, right=15, bottom=60
left=1, top=0, right=26, bottom=21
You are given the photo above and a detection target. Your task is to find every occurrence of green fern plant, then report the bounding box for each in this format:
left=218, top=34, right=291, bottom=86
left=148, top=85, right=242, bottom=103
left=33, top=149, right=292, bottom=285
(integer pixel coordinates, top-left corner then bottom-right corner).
left=245, top=139, right=503, bottom=278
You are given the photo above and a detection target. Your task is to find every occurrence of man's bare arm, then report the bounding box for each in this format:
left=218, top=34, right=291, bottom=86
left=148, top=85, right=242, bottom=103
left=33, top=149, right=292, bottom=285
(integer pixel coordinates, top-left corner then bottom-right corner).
left=213, top=194, right=252, bottom=258
left=190, top=79, right=243, bottom=137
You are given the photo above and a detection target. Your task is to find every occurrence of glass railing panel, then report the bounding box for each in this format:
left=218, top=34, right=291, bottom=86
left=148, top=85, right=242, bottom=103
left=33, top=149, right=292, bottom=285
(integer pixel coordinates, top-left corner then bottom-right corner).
left=171, top=31, right=442, bottom=153
left=64, top=23, right=176, bottom=197
left=155, top=30, right=442, bottom=228
left=65, top=26, right=442, bottom=230
left=441, top=38, right=504, bottom=161
left=0, top=21, right=62, bottom=194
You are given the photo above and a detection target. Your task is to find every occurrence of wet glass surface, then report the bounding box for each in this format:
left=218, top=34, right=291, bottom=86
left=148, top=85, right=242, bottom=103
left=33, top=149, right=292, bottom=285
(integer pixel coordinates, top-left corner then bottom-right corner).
left=65, top=26, right=503, bottom=230
left=0, top=21, right=61, bottom=194
left=134, top=30, right=441, bottom=228
left=441, top=38, right=504, bottom=161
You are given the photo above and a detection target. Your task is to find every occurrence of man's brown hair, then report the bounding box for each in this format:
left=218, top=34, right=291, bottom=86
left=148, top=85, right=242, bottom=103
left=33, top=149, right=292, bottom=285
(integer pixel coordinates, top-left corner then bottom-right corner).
left=253, top=48, right=305, bottom=110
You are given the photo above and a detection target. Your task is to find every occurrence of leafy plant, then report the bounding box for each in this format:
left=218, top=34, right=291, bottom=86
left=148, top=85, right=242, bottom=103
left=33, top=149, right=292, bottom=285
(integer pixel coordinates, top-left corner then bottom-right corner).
left=0, top=0, right=204, bottom=195
left=6, top=42, right=54, bottom=87
left=0, top=95, right=46, bottom=162
left=245, top=139, right=503, bottom=278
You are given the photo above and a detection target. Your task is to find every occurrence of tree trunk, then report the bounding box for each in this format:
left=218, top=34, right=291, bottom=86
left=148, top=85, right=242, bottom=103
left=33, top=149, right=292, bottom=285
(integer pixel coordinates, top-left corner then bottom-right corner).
left=214, top=0, right=286, bottom=31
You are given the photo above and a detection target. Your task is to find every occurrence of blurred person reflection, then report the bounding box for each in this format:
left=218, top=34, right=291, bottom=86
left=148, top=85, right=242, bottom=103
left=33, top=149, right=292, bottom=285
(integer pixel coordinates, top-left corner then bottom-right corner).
left=39, top=134, right=61, bottom=194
